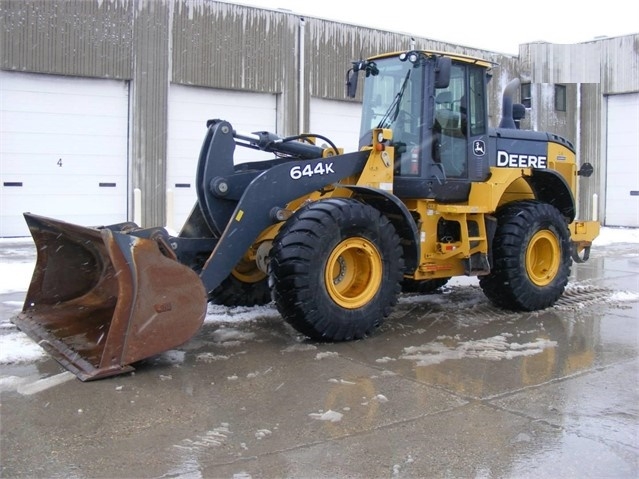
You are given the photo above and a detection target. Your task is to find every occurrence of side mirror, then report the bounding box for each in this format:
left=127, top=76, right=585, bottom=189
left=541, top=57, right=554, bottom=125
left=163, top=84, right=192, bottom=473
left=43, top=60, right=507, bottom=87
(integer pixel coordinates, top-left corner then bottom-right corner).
left=578, top=163, right=594, bottom=177
left=434, top=57, right=451, bottom=89
left=346, top=68, right=359, bottom=98
left=346, top=60, right=378, bottom=98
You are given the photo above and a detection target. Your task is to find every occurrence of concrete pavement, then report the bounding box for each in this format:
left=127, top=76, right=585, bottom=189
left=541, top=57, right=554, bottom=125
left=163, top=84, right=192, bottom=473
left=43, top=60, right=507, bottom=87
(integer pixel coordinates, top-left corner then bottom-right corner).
left=0, top=238, right=637, bottom=478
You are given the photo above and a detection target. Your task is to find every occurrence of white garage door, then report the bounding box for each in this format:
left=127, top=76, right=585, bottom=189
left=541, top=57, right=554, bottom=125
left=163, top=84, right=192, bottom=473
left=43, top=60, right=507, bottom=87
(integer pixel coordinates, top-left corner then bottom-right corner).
left=605, top=92, right=639, bottom=227
left=309, top=98, right=362, bottom=155
left=167, top=85, right=277, bottom=230
left=0, top=71, right=129, bottom=237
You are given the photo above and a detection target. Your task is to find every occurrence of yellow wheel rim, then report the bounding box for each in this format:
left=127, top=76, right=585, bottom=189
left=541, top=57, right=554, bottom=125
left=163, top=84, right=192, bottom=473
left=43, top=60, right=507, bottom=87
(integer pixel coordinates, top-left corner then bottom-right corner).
left=325, top=238, right=382, bottom=309
left=526, top=230, right=560, bottom=286
left=231, top=257, right=267, bottom=283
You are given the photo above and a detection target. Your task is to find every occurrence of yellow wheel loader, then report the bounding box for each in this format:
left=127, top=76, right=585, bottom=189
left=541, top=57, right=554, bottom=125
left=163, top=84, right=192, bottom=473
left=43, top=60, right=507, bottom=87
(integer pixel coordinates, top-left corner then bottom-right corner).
left=13, top=50, right=600, bottom=380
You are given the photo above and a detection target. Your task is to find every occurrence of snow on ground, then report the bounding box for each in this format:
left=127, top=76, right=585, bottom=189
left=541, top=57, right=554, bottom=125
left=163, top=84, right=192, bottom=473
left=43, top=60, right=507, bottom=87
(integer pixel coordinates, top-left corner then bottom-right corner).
left=0, top=263, right=35, bottom=293
left=401, top=335, right=558, bottom=366
left=0, top=226, right=636, bottom=297
left=0, top=332, right=49, bottom=363
left=0, top=227, right=637, bottom=365
left=592, top=226, right=639, bottom=246
left=205, top=304, right=280, bottom=325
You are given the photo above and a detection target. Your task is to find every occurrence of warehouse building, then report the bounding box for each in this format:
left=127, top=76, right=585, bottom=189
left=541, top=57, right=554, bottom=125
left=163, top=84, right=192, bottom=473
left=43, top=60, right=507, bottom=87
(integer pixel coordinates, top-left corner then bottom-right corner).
left=0, top=0, right=637, bottom=236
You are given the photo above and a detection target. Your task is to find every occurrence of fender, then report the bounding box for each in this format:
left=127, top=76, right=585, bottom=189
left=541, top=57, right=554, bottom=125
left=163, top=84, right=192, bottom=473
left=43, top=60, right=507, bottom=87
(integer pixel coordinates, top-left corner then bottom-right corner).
left=526, top=169, right=576, bottom=222
left=343, top=185, right=421, bottom=273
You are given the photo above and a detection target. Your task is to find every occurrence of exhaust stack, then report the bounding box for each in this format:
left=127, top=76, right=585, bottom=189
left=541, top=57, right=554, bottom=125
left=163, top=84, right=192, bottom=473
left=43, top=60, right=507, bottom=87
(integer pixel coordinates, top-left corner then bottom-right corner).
left=499, top=78, right=521, bottom=129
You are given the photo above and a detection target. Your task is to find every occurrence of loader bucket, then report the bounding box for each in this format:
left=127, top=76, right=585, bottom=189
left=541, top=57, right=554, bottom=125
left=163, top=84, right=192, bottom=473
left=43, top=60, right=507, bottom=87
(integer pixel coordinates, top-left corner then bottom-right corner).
left=12, top=213, right=207, bottom=381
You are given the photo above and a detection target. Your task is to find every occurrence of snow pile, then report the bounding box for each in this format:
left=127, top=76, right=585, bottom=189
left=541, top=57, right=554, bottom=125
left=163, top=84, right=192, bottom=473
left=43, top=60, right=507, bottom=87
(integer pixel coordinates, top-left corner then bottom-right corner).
left=0, top=332, right=47, bottom=363
left=0, top=263, right=34, bottom=294
left=592, top=227, right=639, bottom=246
left=204, top=304, right=279, bottom=325
left=609, top=291, right=639, bottom=302
left=401, top=334, right=558, bottom=366
left=309, top=409, right=343, bottom=422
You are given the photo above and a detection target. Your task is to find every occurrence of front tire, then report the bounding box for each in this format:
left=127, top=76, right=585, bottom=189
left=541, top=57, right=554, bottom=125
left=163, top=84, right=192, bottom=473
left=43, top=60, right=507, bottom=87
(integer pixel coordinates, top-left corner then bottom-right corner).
left=479, top=200, right=572, bottom=311
left=269, top=198, right=403, bottom=341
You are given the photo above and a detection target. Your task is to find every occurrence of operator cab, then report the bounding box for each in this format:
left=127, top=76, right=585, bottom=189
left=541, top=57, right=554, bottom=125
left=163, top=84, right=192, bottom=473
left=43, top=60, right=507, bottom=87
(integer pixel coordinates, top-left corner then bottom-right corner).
left=349, top=50, right=492, bottom=202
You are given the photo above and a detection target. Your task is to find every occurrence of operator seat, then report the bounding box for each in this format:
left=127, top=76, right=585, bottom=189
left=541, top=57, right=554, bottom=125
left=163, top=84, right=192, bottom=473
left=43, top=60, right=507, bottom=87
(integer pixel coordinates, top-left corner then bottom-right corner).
left=435, top=91, right=456, bottom=129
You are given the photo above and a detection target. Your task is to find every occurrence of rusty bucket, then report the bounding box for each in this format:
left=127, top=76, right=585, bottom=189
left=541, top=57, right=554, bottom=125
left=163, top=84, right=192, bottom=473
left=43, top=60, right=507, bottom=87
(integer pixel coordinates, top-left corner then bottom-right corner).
left=12, top=213, right=207, bottom=381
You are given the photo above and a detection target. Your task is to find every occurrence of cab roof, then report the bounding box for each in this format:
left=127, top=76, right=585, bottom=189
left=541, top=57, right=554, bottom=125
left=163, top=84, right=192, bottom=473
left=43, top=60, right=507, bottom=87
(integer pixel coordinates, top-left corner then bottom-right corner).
left=368, top=50, right=495, bottom=68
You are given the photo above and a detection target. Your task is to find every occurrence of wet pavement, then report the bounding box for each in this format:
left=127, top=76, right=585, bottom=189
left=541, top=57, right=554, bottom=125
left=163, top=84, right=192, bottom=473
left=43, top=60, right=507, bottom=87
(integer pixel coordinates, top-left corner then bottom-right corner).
left=0, top=238, right=637, bottom=478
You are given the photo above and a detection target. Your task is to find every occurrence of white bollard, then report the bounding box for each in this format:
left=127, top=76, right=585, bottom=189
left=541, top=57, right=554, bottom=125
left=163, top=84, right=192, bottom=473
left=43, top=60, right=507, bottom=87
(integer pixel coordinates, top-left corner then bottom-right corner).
left=166, top=188, right=174, bottom=232
left=134, top=188, right=142, bottom=226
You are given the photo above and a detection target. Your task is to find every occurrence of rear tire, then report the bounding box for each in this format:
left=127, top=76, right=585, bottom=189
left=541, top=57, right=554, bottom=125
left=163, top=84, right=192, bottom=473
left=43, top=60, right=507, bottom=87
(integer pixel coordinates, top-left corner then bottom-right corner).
left=269, top=198, right=403, bottom=341
left=208, top=260, right=271, bottom=307
left=479, top=200, right=571, bottom=311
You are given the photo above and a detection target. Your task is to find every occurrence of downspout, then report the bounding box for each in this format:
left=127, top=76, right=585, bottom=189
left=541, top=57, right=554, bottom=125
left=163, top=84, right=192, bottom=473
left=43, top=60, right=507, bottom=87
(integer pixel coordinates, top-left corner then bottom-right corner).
left=575, top=83, right=582, bottom=219
left=298, top=16, right=305, bottom=134
left=166, top=0, right=175, bottom=230
left=530, top=84, right=539, bottom=132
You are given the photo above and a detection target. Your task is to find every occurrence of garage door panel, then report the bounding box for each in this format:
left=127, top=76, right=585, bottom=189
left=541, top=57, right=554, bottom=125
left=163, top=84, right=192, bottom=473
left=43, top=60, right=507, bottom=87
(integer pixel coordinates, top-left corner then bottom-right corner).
left=0, top=93, right=126, bottom=117
left=2, top=110, right=126, bottom=138
left=3, top=190, right=125, bottom=212
left=172, top=196, right=200, bottom=221
left=167, top=84, right=277, bottom=229
left=3, top=192, right=125, bottom=228
left=169, top=137, right=205, bottom=156
left=170, top=109, right=273, bottom=127
left=605, top=92, right=639, bottom=227
left=3, top=131, right=127, bottom=156
left=169, top=122, right=210, bottom=139
left=1, top=213, right=126, bottom=231
left=2, top=71, right=120, bottom=93
left=2, top=174, right=126, bottom=192
left=1, top=71, right=129, bottom=237
left=2, top=89, right=126, bottom=118
left=170, top=91, right=273, bottom=117
left=309, top=98, right=362, bottom=154
left=1, top=153, right=126, bottom=176
left=168, top=176, right=196, bottom=189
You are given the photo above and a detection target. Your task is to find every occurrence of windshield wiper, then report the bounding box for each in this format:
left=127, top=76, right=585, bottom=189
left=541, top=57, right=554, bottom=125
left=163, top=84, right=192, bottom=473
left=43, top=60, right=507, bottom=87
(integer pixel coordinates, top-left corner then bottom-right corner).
left=376, top=69, right=411, bottom=129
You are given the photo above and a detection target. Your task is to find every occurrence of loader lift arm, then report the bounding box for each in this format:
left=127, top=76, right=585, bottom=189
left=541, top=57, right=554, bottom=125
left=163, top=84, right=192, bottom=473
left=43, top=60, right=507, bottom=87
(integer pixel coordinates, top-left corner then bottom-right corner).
left=172, top=120, right=371, bottom=294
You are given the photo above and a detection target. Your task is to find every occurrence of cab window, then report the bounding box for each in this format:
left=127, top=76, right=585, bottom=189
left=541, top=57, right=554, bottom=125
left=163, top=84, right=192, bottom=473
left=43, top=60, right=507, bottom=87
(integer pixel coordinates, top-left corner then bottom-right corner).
left=434, top=63, right=467, bottom=177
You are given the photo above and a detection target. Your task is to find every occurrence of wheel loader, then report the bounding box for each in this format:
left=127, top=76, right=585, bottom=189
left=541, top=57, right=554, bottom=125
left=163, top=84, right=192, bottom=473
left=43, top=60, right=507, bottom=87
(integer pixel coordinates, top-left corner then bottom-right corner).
left=12, top=49, right=600, bottom=380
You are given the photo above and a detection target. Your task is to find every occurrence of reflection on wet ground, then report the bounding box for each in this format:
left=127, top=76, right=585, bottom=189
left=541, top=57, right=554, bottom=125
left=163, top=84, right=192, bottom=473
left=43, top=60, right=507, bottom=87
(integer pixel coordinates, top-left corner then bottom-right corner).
left=1, top=239, right=637, bottom=478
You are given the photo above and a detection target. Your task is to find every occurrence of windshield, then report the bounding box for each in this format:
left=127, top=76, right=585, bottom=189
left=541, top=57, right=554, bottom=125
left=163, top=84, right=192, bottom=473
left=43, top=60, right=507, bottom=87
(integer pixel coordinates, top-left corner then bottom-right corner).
left=358, top=56, right=425, bottom=150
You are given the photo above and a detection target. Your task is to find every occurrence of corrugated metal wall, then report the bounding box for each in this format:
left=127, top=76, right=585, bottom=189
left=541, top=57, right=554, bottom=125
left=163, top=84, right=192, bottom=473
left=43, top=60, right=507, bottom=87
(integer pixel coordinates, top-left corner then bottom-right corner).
left=172, top=2, right=296, bottom=91
left=0, top=0, right=133, bottom=79
left=519, top=34, right=639, bottom=219
left=578, top=83, right=602, bottom=220
left=599, top=35, right=639, bottom=94
left=131, top=1, right=171, bottom=224
left=171, top=2, right=299, bottom=133
left=1, top=0, right=637, bottom=227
